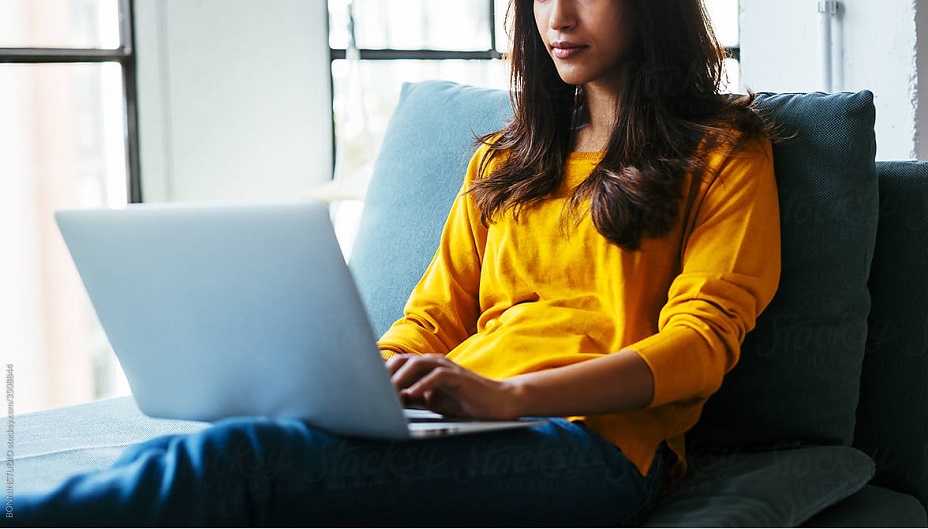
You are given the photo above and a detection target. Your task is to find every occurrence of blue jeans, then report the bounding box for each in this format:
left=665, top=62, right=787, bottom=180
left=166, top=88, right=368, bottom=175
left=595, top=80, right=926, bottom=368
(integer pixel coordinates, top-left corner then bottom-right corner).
left=14, top=417, right=664, bottom=527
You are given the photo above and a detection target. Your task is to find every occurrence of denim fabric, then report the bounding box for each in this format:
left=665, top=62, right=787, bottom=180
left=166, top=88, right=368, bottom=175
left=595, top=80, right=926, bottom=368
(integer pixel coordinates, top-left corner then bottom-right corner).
left=13, top=418, right=663, bottom=527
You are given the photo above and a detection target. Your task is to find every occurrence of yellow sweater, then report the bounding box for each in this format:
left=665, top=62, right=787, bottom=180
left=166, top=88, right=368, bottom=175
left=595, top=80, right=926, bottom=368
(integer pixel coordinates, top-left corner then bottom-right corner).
left=378, top=138, right=781, bottom=478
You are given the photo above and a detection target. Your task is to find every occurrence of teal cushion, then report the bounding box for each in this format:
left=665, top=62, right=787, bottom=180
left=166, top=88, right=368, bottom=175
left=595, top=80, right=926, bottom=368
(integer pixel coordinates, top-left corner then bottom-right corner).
left=853, top=161, right=928, bottom=510
left=644, top=446, right=875, bottom=527
left=350, top=81, right=512, bottom=337
left=689, top=91, right=879, bottom=451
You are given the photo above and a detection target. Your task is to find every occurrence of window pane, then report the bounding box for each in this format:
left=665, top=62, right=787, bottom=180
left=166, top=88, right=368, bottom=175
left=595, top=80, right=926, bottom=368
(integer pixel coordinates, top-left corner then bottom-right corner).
left=0, top=0, right=121, bottom=49
left=329, top=0, right=493, bottom=50
left=704, top=0, right=740, bottom=48
left=0, top=63, right=129, bottom=413
left=331, top=58, right=507, bottom=179
left=721, top=57, right=742, bottom=93
left=494, top=0, right=509, bottom=54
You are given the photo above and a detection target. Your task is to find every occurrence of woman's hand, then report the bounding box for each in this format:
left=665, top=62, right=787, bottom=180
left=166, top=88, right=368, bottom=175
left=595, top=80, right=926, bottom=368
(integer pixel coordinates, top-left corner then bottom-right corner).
left=386, top=354, right=522, bottom=420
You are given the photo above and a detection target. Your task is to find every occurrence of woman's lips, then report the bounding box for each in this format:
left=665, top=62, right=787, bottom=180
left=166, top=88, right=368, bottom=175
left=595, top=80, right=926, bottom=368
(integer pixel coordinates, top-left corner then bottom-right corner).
left=551, top=41, right=585, bottom=59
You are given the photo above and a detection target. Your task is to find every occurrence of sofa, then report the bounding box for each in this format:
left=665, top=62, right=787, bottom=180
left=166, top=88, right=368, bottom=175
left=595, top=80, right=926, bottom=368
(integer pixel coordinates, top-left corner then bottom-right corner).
left=6, top=80, right=928, bottom=527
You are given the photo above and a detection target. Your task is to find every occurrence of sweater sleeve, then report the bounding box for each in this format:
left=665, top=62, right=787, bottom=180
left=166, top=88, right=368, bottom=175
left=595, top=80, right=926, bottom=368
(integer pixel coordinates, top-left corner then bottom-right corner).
left=629, top=138, right=781, bottom=408
left=376, top=147, right=489, bottom=358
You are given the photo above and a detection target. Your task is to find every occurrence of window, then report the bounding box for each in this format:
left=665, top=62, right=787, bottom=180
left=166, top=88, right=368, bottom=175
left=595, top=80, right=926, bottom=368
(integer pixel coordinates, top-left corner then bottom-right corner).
left=705, top=0, right=742, bottom=92
left=327, top=1, right=502, bottom=205
left=0, top=0, right=138, bottom=412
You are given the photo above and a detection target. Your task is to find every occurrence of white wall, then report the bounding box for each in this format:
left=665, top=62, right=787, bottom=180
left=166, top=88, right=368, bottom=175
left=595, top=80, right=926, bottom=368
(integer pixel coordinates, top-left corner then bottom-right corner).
left=741, top=0, right=921, bottom=161
left=135, top=0, right=333, bottom=202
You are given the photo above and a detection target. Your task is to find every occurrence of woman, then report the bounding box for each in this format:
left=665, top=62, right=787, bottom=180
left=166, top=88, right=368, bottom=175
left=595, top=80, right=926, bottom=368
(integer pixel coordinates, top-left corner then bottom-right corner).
left=385, top=0, right=777, bottom=497
left=17, top=0, right=778, bottom=526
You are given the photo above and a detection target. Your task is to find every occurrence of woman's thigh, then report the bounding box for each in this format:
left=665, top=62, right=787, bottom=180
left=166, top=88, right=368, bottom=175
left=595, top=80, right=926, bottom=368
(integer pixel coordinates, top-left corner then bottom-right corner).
left=15, top=417, right=663, bottom=527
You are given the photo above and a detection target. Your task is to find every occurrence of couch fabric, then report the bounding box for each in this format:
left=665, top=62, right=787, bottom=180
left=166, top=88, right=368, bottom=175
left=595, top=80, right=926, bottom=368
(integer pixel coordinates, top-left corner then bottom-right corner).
left=9, top=397, right=206, bottom=495
left=803, top=485, right=928, bottom=527
left=643, top=446, right=875, bottom=527
left=854, top=161, right=928, bottom=507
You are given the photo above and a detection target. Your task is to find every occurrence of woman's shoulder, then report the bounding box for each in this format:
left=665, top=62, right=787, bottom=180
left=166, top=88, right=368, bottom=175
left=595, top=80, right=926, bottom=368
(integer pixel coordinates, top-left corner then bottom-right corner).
left=475, top=131, right=510, bottom=154
left=691, top=126, right=776, bottom=206
left=466, top=132, right=512, bottom=179
left=701, top=124, right=773, bottom=169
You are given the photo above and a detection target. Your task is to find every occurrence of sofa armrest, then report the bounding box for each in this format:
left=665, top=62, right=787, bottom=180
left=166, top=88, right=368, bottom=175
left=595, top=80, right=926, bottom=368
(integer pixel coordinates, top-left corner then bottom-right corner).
left=4, top=397, right=206, bottom=494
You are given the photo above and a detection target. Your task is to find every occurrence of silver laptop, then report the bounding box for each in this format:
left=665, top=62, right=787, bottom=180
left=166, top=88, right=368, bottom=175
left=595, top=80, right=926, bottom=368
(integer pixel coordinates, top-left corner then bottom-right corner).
left=55, top=200, right=545, bottom=439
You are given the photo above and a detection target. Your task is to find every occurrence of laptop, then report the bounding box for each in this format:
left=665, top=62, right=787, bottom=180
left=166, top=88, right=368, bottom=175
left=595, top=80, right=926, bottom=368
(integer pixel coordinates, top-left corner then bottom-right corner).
left=55, top=200, right=546, bottom=439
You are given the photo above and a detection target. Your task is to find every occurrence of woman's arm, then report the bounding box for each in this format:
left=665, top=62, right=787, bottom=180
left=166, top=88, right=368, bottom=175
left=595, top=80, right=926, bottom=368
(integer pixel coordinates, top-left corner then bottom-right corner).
left=388, top=348, right=652, bottom=419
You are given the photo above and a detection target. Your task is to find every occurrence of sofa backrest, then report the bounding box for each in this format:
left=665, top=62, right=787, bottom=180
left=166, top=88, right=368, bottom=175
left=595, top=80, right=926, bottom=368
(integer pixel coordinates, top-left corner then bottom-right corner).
left=349, top=81, right=920, bottom=505
left=854, top=161, right=928, bottom=509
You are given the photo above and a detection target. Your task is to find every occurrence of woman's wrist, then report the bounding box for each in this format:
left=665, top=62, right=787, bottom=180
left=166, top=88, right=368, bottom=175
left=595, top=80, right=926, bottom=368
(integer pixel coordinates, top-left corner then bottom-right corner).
left=499, top=378, right=533, bottom=419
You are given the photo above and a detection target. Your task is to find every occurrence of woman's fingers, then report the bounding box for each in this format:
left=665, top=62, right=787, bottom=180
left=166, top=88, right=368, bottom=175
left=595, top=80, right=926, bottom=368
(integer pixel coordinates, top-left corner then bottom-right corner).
left=388, top=356, right=478, bottom=416
left=403, top=366, right=459, bottom=399
left=402, top=366, right=468, bottom=416
left=387, top=354, right=458, bottom=392
left=384, top=353, right=412, bottom=376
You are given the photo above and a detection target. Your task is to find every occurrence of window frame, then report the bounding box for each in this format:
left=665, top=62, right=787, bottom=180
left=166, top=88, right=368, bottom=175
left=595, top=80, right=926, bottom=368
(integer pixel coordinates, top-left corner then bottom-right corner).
left=0, top=0, right=142, bottom=204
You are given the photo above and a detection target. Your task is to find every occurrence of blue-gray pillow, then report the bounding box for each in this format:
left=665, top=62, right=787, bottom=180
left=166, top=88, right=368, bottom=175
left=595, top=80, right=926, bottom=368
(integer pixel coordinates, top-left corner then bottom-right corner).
left=688, top=91, right=879, bottom=451
left=350, top=81, right=512, bottom=337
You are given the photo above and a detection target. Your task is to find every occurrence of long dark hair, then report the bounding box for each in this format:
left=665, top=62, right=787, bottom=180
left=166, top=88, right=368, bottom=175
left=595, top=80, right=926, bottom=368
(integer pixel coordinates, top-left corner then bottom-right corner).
left=468, top=0, right=772, bottom=251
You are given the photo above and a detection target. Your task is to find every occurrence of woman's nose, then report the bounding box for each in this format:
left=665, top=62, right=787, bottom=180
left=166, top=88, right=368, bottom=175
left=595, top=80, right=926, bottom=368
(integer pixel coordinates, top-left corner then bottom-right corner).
left=545, top=0, right=577, bottom=31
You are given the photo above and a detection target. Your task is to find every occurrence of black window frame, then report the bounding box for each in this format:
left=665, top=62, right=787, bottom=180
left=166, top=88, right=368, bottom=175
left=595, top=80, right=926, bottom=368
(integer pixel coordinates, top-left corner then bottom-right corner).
left=0, top=0, right=142, bottom=204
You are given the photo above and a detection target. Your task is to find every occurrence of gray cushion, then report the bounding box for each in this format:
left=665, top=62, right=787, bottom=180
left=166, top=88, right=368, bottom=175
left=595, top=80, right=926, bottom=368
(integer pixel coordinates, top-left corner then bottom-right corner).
left=801, top=485, right=927, bottom=527
left=349, top=80, right=512, bottom=337
left=854, top=161, right=928, bottom=510
left=645, top=446, right=875, bottom=527
left=689, top=91, right=879, bottom=451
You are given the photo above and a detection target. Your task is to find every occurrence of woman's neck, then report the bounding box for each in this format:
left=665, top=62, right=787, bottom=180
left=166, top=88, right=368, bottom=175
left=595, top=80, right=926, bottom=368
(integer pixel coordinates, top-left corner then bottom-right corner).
left=573, top=82, right=622, bottom=153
